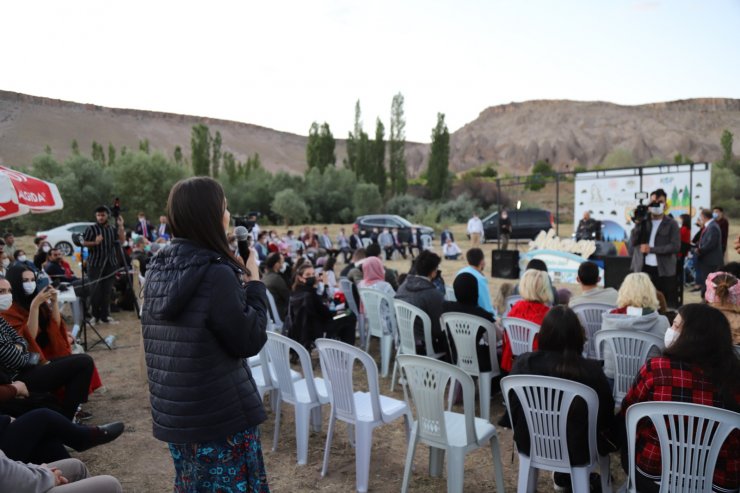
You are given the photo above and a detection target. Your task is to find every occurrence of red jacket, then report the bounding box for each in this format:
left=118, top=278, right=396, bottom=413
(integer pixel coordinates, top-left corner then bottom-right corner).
left=501, top=300, right=550, bottom=372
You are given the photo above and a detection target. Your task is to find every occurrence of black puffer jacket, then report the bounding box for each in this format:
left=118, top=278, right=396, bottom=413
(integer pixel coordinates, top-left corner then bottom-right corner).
left=142, top=239, right=268, bottom=444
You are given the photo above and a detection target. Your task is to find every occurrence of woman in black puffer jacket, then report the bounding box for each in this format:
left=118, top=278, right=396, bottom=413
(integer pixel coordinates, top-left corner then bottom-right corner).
left=142, top=177, right=270, bottom=492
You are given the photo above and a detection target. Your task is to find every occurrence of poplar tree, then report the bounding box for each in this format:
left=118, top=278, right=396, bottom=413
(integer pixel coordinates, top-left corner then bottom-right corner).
left=427, top=112, right=450, bottom=200
left=389, top=93, right=407, bottom=195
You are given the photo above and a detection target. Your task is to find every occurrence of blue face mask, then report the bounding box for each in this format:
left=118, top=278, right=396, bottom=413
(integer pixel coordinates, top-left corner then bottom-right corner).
left=712, top=212, right=719, bottom=219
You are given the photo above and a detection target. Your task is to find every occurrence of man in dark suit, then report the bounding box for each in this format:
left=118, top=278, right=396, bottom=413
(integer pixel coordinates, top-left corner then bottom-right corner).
left=155, top=215, right=171, bottom=241
left=134, top=212, right=155, bottom=242
left=696, top=209, right=723, bottom=297
left=349, top=225, right=364, bottom=252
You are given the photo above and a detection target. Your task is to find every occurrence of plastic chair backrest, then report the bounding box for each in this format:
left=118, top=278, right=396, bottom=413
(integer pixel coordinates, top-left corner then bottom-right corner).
left=594, top=330, right=664, bottom=403
left=625, top=402, right=740, bottom=493
left=393, top=299, right=433, bottom=358
left=501, top=375, right=599, bottom=469
left=264, top=332, right=319, bottom=404
left=444, top=286, right=456, bottom=302
left=441, top=312, right=500, bottom=378
left=420, top=234, right=433, bottom=251
left=398, top=354, right=476, bottom=447
left=358, top=287, right=398, bottom=341
left=362, top=238, right=373, bottom=248
left=264, top=289, right=283, bottom=332
left=501, top=317, right=540, bottom=356
left=340, top=278, right=360, bottom=318
left=315, top=338, right=383, bottom=423
left=571, top=303, right=615, bottom=357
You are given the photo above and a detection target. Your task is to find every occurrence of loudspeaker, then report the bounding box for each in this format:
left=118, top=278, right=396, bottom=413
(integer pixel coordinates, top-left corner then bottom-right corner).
left=491, top=250, right=520, bottom=279
left=603, top=256, right=632, bottom=290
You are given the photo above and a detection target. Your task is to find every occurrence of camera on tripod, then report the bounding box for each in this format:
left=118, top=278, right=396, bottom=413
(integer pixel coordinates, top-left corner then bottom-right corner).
left=233, top=211, right=260, bottom=233
left=630, top=192, right=651, bottom=223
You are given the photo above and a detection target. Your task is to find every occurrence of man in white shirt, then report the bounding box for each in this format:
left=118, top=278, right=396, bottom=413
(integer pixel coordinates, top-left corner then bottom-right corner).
left=568, top=261, right=618, bottom=307
left=467, top=213, right=484, bottom=246
left=442, top=238, right=462, bottom=260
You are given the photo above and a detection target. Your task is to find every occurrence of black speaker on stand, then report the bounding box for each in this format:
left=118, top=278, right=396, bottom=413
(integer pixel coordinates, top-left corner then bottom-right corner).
left=491, top=250, right=520, bottom=279
left=603, top=256, right=632, bottom=290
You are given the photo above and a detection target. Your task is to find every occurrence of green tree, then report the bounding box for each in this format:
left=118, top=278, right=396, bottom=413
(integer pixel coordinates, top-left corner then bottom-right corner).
left=71, top=140, right=80, bottom=155
left=345, top=100, right=362, bottom=174
left=355, top=131, right=371, bottom=183
left=173, top=145, right=183, bottom=166
left=353, top=183, right=382, bottom=216
left=427, top=113, right=450, bottom=200
left=720, top=129, right=733, bottom=167
left=223, top=152, right=238, bottom=183
left=272, top=188, right=310, bottom=225
left=371, top=118, right=386, bottom=195
left=527, top=159, right=555, bottom=191
left=191, top=124, right=211, bottom=176
left=44, top=145, right=52, bottom=155
left=599, top=148, right=634, bottom=169
left=306, top=122, right=320, bottom=171
left=108, top=143, right=116, bottom=166
left=211, top=131, right=222, bottom=177
left=139, top=139, right=150, bottom=154
left=318, top=123, right=336, bottom=171
left=91, top=141, right=105, bottom=164
left=389, top=92, right=407, bottom=195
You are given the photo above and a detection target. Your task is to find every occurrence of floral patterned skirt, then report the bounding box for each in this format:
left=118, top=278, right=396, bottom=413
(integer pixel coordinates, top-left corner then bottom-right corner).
left=168, top=426, right=269, bottom=493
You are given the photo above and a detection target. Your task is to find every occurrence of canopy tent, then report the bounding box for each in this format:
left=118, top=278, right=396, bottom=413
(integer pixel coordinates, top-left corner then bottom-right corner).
left=0, top=166, right=63, bottom=220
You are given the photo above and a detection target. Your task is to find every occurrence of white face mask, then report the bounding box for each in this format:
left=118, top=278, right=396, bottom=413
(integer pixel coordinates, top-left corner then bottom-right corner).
left=649, top=203, right=665, bottom=215
left=0, top=294, right=12, bottom=311
left=279, top=263, right=287, bottom=273
left=17, top=255, right=27, bottom=263
left=42, top=246, right=51, bottom=253
left=1, top=259, right=8, bottom=268
left=23, top=281, right=37, bottom=295
left=664, top=327, right=680, bottom=348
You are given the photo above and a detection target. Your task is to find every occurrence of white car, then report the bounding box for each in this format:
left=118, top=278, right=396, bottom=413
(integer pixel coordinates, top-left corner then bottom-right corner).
left=36, top=222, right=94, bottom=256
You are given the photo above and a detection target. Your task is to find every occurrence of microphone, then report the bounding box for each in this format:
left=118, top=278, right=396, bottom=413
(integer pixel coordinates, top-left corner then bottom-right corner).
left=234, top=226, right=251, bottom=262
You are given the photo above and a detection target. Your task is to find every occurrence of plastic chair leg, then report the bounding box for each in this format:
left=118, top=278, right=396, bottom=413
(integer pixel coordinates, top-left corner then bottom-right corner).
left=321, top=411, right=336, bottom=477
left=446, top=448, right=466, bottom=493
left=516, top=453, right=537, bottom=493
left=354, top=423, right=374, bottom=493
left=295, top=404, right=311, bottom=465
left=310, top=405, right=322, bottom=433
left=490, top=435, right=505, bottom=493
left=380, top=335, right=393, bottom=377
left=570, top=467, right=590, bottom=493
left=401, top=427, right=418, bottom=493
left=272, top=397, right=282, bottom=452
left=598, top=454, right=611, bottom=493
left=429, top=447, right=445, bottom=477
left=479, top=373, right=492, bottom=421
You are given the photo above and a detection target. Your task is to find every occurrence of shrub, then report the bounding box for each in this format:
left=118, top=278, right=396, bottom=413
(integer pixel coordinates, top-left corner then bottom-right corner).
left=438, top=193, right=480, bottom=223
left=385, top=194, right=428, bottom=218
left=272, top=189, right=310, bottom=225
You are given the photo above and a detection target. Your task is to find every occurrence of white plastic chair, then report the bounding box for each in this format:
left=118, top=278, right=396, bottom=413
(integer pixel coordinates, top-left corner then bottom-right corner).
left=358, top=287, right=398, bottom=378
left=420, top=234, right=433, bottom=251
left=340, top=277, right=366, bottom=348
left=441, top=312, right=500, bottom=421
left=398, top=355, right=505, bottom=493
left=624, top=402, right=740, bottom=493
left=501, top=317, right=540, bottom=357
left=264, top=289, right=284, bottom=333
left=571, top=302, right=615, bottom=358
left=504, top=294, right=523, bottom=316
left=361, top=237, right=373, bottom=248
left=391, top=300, right=447, bottom=391
left=315, top=338, right=411, bottom=493
left=264, top=332, right=329, bottom=465
left=444, top=286, right=456, bottom=302
left=594, top=330, right=664, bottom=407
left=501, top=375, right=611, bottom=493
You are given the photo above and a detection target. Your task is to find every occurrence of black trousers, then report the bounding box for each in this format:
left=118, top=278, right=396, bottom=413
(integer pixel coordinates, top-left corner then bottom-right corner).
left=0, top=408, right=94, bottom=464
left=87, top=262, right=117, bottom=319
left=17, top=354, right=94, bottom=419
left=642, top=265, right=678, bottom=308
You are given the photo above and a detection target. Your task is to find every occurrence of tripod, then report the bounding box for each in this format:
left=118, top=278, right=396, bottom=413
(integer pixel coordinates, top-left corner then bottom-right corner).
left=113, top=240, right=141, bottom=319
left=77, top=254, right=113, bottom=352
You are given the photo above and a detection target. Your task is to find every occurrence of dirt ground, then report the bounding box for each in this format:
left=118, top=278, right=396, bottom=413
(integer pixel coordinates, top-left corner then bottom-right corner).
left=42, top=220, right=737, bottom=493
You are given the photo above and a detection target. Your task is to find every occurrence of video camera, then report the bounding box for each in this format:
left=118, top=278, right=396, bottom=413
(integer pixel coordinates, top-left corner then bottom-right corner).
left=233, top=211, right=261, bottom=233
left=630, top=192, right=651, bottom=223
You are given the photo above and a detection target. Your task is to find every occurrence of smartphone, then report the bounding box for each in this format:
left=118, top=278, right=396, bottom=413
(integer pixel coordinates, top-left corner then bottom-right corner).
left=37, top=276, right=51, bottom=291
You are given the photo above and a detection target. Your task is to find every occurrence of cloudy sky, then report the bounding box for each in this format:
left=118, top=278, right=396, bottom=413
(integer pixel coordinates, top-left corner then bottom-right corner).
left=2, top=0, right=739, bottom=142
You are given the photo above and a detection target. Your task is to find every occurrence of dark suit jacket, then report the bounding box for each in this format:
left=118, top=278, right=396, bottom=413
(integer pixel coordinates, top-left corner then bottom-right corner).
left=134, top=220, right=155, bottom=241
left=697, top=221, right=723, bottom=270
left=349, top=234, right=364, bottom=250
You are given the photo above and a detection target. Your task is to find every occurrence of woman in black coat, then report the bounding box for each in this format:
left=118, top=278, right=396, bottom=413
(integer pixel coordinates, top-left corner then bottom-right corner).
left=142, top=177, right=270, bottom=492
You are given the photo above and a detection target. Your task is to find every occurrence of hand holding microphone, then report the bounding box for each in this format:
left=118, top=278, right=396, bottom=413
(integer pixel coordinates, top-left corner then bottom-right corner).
left=234, top=226, right=259, bottom=281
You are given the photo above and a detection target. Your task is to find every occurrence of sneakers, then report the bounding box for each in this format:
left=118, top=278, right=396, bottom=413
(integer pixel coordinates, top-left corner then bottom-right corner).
left=96, top=316, right=119, bottom=324
left=73, top=407, right=93, bottom=425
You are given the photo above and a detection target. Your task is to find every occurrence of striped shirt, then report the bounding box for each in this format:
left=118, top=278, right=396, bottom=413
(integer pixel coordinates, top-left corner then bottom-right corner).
left=83, top=222, right=118, bottom=267
left=0, top=317, right=29, bottom=378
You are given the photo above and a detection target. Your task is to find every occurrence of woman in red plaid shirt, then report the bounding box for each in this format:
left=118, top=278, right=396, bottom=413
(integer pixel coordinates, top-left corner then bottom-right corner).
left=620, top=303, right=740, bottom=493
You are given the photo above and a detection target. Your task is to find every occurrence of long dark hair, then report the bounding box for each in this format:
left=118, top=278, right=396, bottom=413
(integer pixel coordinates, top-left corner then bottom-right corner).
left=292, top=263, right=313, bottom=291
left=665, top=304, right=740, bottom=411
left=166, top=177, right=240, bottom=270
left=680, top=214, right=691, bottom=229
left=537, top=306, right=587, bottom=381
left=5, top=265, right=51, bottom=340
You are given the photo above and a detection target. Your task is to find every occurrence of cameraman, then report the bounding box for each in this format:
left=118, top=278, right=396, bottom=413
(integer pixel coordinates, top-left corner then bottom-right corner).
left=81, top=206, right=125, bottom=323
left=630, top=189, right=680, bottom=307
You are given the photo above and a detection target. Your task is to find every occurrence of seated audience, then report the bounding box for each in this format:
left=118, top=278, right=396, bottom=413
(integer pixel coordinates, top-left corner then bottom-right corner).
left=442, top=272, right=500, bottom=372
left=620, top=304, right=739, bottom=493
left=456, top=248, right=495, bottom=316
left=705, top=270, right=739, bottom=344
left=341, top=248, right=365, bottom=279
left=12, top=250, right=37, bottom=273
left=43, top=248, right=79, bottom=284
left=322, top=256, right=339, bottom=298
left=442, top=238, right=462, bottom=260
left=0, top=276, right=95, bottom=420
left=568, top=261, right=618, bottom=307
left=0, top=252, right=8, bottom=278
left=358, top=256, right=395, bottom=339
left=255, top=231, right=269, bottom=262
left=394, top=251, right=448, bottom=355
left=600, top=272, right=669, bottom=381
left=508, top=306, right=617, bottom=490
left=33, top=241, right=52, bottom=271
left=2, top=233, right=16, bottom=259
left=336, top=228, right=351, bottom=263
left=407, top=227, right=421, bottom=259
left=262, top=253, right=290, bottom=321
left=348, top=225, right=364, bottom=253
left=501, top=269, right=553, bottom=373
left=391, top=228, right=408, bottom=259
left=378, top=228, right=395, bottom=261
left=513, top=259, right=559, bottom=304
left=362, top=244, right=399, bottom=289
left=493, top=282, right=514, bottom=317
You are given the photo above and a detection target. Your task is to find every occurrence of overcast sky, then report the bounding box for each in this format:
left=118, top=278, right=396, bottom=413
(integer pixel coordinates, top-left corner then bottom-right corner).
left=2, top=0, right=739, bottom=142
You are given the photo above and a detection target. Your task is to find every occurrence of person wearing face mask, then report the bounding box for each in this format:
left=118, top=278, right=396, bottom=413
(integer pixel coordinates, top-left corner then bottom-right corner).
left=378, top=228, right=394, bottom=261
left=13, top=250, right=38, bottom=274
left=499, top=209, right=512, bottom=250
left=0, top=253, right=9, bottom=278
left=712, top=206, right=730, bottom=258
left=631, top=188, right=680, bottom=308
left=33, top=241, right=53, bottom=272
left=694, top=209, right=724, bottom=297
left=262, top=253, right=290, bottom=321
left=619, top=304, right=740, bottom=493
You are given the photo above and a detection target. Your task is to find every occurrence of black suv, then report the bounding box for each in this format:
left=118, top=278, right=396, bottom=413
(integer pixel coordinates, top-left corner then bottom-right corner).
left=482, top=209, right=554, bottom=241
left=354, top=215, right=434, bottom=243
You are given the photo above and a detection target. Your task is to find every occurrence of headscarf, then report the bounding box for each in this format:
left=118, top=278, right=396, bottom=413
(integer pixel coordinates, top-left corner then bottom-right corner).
left=362, top=256, right=385, bottom=286
left=705, top=271, right=740, bottom=306
left=453, top=272, right=478, bottom=306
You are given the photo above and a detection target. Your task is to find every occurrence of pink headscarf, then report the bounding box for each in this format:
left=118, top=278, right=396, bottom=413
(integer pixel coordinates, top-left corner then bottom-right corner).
left=362, top=256, right=386, bottom=286
left=705, top=271, right=740, bottom=306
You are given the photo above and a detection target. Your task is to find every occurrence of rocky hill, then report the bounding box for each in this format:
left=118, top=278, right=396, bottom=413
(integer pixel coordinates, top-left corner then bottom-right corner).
left=1, top=91, right=738, bottom=176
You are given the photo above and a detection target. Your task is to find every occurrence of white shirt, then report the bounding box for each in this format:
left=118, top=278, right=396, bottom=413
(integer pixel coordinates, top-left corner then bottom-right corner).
left=467, top=217, right=484, bottom=235
left=644, top=218, right=662, bottom=267
left=443, top=242, right=462, bottom=257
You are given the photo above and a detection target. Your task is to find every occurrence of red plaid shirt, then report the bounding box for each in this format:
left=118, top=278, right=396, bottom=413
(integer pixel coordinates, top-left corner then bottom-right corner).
left=621, top=357, right=739, bottom=491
